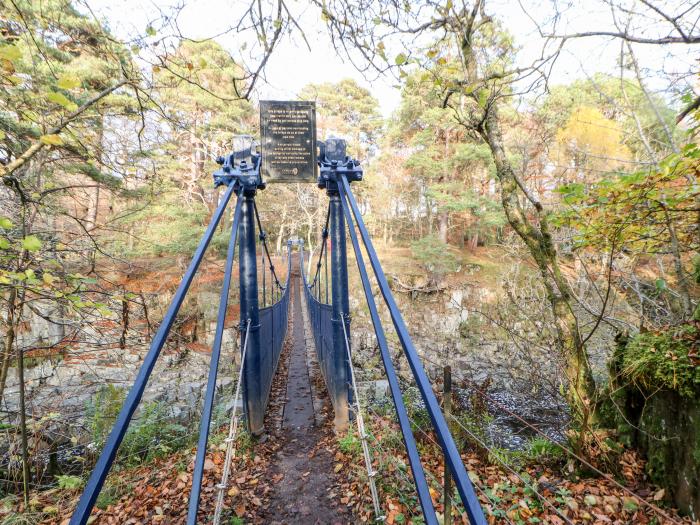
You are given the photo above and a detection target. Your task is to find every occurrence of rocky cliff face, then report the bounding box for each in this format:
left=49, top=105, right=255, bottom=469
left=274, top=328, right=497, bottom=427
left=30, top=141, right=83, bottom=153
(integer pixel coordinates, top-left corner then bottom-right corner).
left=606, top=326, right=700, bottom=519
left=3, top=287, right=240, bottom=450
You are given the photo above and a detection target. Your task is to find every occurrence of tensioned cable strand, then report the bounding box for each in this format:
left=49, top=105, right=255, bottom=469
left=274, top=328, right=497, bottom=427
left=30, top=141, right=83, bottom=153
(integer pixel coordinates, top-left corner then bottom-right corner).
left=341, top=317, right=384, bottom=522
left=252, top=201, right=285, bottom=293
left=309, top=202, right=331, bottom=291
left=413, top=351, right=682, bottom=524
left=213, top=319, right=252, bottom=525
left=446, top=413, right=575, bottom=525
left=187, top=193, right=243, bottom=524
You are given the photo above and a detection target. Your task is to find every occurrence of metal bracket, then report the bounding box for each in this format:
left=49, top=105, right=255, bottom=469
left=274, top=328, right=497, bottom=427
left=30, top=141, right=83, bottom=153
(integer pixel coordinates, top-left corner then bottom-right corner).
left=213, top=147, right=265, bottom=193
left=317, top=138, right=363, bottom=193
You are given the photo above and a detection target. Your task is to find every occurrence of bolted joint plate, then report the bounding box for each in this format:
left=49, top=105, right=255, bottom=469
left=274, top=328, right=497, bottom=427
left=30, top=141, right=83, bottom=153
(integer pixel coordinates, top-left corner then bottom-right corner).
left=213, top=151, right=265, bottom=192
left=318, top=157, right=363, bottom=192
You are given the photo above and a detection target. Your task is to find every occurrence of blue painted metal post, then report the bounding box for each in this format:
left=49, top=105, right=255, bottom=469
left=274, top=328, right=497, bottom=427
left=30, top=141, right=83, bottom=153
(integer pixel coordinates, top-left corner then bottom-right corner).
left=240, top=190, right=263, bottom=435
left=186, top=194, right=243, bottom=525
left=70, top=183, right=237, bottom=525
left=328, top=189, right=350, bottom=431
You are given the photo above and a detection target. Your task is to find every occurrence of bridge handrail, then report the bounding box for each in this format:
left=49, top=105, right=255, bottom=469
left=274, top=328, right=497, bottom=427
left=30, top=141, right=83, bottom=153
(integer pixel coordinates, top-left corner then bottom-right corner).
left=338, top=175, right=487, bottom=525
left=70, top=183, right=238, bottom=525
left=257, top=243, right=292, bottom=411
left=299, top=245, right=336, bottom=404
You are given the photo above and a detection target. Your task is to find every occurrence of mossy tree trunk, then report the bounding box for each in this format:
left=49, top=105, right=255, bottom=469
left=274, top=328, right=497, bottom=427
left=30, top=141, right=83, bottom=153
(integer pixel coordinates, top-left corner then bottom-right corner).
left=478, top=103, right=597, bottom=442
left=443, top=1, right=598, bottom=440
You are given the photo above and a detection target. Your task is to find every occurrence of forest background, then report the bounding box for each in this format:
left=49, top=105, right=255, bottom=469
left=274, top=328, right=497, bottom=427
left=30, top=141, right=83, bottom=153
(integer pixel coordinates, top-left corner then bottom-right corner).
left=0, top=0, right=699, bottom=522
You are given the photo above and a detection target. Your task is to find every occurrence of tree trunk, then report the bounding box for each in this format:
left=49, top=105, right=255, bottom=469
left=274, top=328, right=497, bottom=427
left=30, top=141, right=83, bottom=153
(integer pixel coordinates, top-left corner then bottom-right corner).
left=438, top=211, right=449, bottom=243
left=17, top=332, right=31, bottom=503
left=0, top=287, right=17, bottom=407
left=85, top=184, right=100, bottom=231
left=188, top=110, right=208, bottom=215
left=480, top=103, right=597, bottom=438
left=468, top=232, right=478, bottom=252
left=662, top=206, right=693, bottom=319
left=275, top=225, right=283, bottom=254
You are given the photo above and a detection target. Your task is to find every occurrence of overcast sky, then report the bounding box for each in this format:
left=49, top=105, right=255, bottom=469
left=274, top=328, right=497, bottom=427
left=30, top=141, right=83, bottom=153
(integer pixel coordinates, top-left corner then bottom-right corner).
left=87, top=0, right=697, bottom=116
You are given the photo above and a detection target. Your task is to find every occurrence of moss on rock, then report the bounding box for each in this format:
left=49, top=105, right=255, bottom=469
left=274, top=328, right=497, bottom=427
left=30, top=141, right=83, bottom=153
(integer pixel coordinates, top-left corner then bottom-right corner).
left=604, top=325, right=700, bottom=518
left=618, top=324, right=700, bottom=397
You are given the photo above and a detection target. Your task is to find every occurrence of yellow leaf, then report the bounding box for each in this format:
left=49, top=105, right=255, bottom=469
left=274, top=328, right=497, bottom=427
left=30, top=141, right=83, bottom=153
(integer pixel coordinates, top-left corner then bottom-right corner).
left=46, top=91, right=78, bottom=111
left=40, top=134, right=64, bottom=146
left=0, top=45, right=21, bottom=62
left=56, top=75, right=81, bottom=90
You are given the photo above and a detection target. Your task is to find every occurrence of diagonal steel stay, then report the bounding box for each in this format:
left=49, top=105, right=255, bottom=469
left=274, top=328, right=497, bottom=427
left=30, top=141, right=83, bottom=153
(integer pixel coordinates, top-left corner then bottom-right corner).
left=309, top=204, right=331, bottom=294
left=70, top=183, right=238, bottom=525
left=253, top=200, right=285, bottom=293
left=338, top=176, right=487, bottom=525
left=186, top=194, right=244, bottom=524
left=336, top=192, right=439, bottom=524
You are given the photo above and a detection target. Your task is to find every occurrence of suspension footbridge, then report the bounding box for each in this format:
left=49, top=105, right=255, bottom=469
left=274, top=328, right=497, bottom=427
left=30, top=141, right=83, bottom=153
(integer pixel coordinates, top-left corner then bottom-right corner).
left=68, top=125, right=486, bottom=523
left=60, top=99, right=686, bottom=525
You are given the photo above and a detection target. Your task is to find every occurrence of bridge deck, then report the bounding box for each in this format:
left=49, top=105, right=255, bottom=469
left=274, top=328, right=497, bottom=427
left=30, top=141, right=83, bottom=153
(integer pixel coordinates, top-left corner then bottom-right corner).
left=257, top=262, right=354, bottom=524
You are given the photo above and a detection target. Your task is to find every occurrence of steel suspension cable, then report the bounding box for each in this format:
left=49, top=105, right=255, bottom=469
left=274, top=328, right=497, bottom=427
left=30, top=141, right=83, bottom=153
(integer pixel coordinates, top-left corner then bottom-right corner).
left=440, top=366, right=684, bottom=525
left=445, top=413, right=575, bottom=525
left=341, top=318, right=384, bottom=522
left=309, top=202, right=331, bottom=292
left=212, top=318, right=252, bottom=525
left=336, top=185, right=439, bottom=524
left=252, top=201, right=284, bottom=294
left=186, top=193, right=243, bottom=524
left=413, top=350, right=684, bottom=523
left=412, top=348, right=685, bottom=524
left=338, top=176, right=486, bottom=525
left=390, top=381, right=569, bottom=525
left=70, top=182, right=238, bottom=525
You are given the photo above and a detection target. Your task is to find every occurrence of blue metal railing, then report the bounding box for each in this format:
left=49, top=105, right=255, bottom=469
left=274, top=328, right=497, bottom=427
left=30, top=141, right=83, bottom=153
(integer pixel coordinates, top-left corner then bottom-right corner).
left=257, top=257, right=291, bottom=411
left=300, top=248, right=335, bottom=401
left=338, top=175, right=486, bottom=525
left=71, top=183, right=238, bottom=525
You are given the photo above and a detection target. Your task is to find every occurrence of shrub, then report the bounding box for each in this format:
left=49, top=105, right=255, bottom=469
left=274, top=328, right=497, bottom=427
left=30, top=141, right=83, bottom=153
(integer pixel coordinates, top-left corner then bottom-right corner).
left=619, top=324, right=700, bottom=397
left=410, top=235, right=459, bottom=279
left=86, top=385, right=190, bottom=467
left=338, top=430, right=362, bottom=455
left=525, top=437, right=564, bottom=461
left=56, top=474, right=84, bottom=490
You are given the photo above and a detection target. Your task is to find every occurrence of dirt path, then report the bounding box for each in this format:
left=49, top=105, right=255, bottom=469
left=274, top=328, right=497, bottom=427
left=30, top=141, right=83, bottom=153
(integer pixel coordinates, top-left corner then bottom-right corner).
left=256, top=264, right=355, bottom=525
